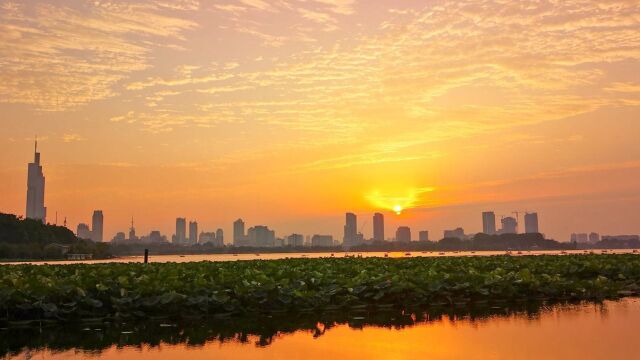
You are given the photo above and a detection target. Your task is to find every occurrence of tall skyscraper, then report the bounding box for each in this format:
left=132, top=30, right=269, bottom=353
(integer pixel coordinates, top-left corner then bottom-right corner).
left=216, top=228, right=224, bottom=244
left=343, top=212, right=357, bottom=247
left=482, top=211, right=496, bottom=235
left=373, top=213, right=384, bottom=241
left=396, top=226, right=411, bottom=242
left=25, top=139, right=46, bottom=222
left=175, top=217, right=186, bottom=244
left=233, top=218, right=245, bottom=246
left=188, top=221, right=198, bottom=244
left=91, top=210, right=104, bottom=242
left=76, top=223, right=91, bottom=239
left=524, top=212, right=539, bottom=233
left=128, top=217, right=137, bottom=242
left=500, top=217, right=517, bottom=234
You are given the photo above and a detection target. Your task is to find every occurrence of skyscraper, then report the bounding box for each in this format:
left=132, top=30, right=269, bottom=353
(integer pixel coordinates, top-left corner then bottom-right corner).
left=396, top=226, right=411, bottom=242
left=247, top=225, right=275, bottom=246
left=91, top=210, right=104, bottom=242
left=482, top=211, right=496, bottom=235
left=76, top=223, right=91, bottom=239
left=216, top=228, right=224, bottom=244
left=373, top=213, right=384, bottom=241
left=175, top=217, right=186, bottom=244
left=233, top=218, right=245, bottom=246
left=524, top=212, right=539, bottom=233
left=419, top=230, right=429, bottom=242
left=25, top=139, right=46, bottom=222
left=188, top=221, right=198, bottom=244
left=500, top=217, right=517, bottom=234
left=343, top=212, right=357, bottom=247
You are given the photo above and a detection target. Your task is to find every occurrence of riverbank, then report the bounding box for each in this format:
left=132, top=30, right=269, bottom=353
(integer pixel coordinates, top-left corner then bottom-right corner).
left=2, top=255, right=640, bottom=324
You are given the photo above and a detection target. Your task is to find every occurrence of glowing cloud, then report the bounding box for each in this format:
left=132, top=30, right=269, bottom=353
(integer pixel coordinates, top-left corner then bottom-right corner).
left=366, top=188, right=435, bottom=214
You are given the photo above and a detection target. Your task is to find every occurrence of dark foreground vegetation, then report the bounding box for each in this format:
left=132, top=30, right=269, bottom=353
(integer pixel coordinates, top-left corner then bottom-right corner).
left=2, top=255, right=640, bottom=324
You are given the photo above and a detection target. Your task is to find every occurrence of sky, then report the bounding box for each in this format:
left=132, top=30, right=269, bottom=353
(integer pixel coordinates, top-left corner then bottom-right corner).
left=1, top=0, right=639, bottom=242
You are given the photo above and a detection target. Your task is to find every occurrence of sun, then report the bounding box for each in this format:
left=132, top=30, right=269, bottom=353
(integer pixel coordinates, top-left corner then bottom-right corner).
left=393, top=205, right=403, bottom=215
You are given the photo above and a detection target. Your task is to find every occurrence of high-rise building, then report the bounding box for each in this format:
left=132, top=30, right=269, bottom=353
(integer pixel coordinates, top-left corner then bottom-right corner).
left=571, top=233, right=589, bottom=243
left=396, top=226, right=411, bottom=242
left=444, top=227, right=465, bottom=239
left=343, top=212, right=357, bottom=247
left=589, top=232, right=600, bottom=243
left=419, top=230, right=429, bottom=242
left=91, top=210, right=104, bottom=242
left=247, top=225, right=275, bottom=246
left=373, top=213, right=384, bottom=241
left=482, top=211, right=496, bottom=235
left=174, top=218, right=186, bottom=244
left=287, top=233, right=304, bottom=247
left=311, top=234, right=334, bottom=247
left=76, top=223, right=91, bottom=239
left=188, top=221, right=198, bottom=244
left=233, top=218, right=245, bottom=246
left=524, top=212, right=539, bottom=233
left=216, top=228, right=224, bottom=244
left=26, top=140, right=46, bottom=222
left=128, top=217, right=137, bottom=242
left=500, top=217, right=517, bottom=234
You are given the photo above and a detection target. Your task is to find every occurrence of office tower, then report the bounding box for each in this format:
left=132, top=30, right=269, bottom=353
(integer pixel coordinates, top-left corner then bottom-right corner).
left=233, top=218, right=245, bottom=246
left=524, top=212, right=539, bottom=233
left=419, top=230, right=429, bottom=242
left=25, top=139, right=46, bottom=222
left=444, top=227, right=465, bottom=239
left=287, top=233, right=304, bottom=247
left=175, top=217, right=186, bottom=244
left=128, top=218, right=137, bottom=242
left=216, top=228, right=224, bottom=244
left=500, top=217, right=517, bottom=234
left=311, top=235, right=334, bottom=247
left=482, top=211, right=496, bottom=235
left=188, top=221, right=198, bottom=244
left=91, top=210, right=104, bottom=242
left=396, top=226, right=411, bottom=242
left=373, top=213, right=384, bottom=241
left=76, top=223, right=91, bottom=239
left=343, top=212, right=357, bottom=246
left=247, top=225, right=276, bottom=246
left=589, top=232, right=600, bottom=243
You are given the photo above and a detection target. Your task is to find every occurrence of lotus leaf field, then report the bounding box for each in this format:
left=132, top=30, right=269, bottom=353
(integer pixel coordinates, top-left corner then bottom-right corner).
left=2, top=255, right=640, bottom=323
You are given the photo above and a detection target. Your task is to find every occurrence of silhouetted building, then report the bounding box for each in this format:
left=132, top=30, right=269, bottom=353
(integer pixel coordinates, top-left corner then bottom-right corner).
left=571, top=233, right=588, bottom=243
left=373, top=213, right=384, bottom=241
left=112, top=232, right=125, bottom=242
left=343, top=212, right=358, bottom=247
left=148, top=230, right=166, bottom=243
left=602, top=235, right=640, bottom=241
left=216, top=228, right=224, bottom=244
left=444, top=227, right=465, bottom=239
left=233, top=218, right=245, bottom=246
left=248, top=225, right=275, bottom=247
left=174, top=217, right=186, bottom=244
left=76, top=223, right=91, bottom=239
left=91, top=210, right=104, bottom=242
left=419, top=230, right=429, bottom=242
left=26, top=140, right=46, bottom=222
left=311, top=234, right=334, bottom=247
left=500, top=217, right=517, bottom=234
left=287, top=233, right=304, bottom=247
left=128, top=218, right=137, bottom=242
left=396, top=226, right=411, bottom=242
left=524, top=212, right=539, bottom=233
left=482, top=211, right=496, bottom=235
left=189, top=221, right=198, bottom=245
left=199, top=231, right=222, bottom=246
left=589, top=232, right=600, bottom=243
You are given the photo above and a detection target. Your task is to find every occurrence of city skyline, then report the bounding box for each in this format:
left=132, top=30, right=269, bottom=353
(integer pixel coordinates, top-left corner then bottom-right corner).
left=1, top=1, right=639, bottom=243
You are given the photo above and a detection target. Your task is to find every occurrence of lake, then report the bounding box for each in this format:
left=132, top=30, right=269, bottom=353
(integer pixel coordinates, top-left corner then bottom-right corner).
left=2, top=298, right=639, bottom=359
left=2, top=248, right=637, bottom=265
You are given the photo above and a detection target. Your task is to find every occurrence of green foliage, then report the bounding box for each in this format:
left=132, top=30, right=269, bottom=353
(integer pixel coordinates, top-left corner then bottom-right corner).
left=1, top=255, right=640, bottom=322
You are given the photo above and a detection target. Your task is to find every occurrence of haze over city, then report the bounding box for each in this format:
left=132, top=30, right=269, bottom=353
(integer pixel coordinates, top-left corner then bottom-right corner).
left=2, top=0, right=640, bottom=242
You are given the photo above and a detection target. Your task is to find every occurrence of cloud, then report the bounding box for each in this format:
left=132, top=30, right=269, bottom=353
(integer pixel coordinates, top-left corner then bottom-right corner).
left=62, top=133, right=86, bottom=143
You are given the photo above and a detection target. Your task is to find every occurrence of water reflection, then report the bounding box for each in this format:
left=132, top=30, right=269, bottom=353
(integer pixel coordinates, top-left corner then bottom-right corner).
left=0, top=300, right=605, bottom=357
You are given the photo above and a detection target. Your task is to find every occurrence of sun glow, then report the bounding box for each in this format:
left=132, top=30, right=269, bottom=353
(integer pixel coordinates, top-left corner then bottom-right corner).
left=366, top=188, right=435, bottom=214
left=393, top=205, right=403, bottom=215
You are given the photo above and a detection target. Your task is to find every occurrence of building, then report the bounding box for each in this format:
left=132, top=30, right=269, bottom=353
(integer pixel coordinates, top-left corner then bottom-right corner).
left=233, top=218, right=245, bottom=246
left=500, top=217, right=517, bottom=234
left=524, top=212, right=539, bottom=233
left=216, top=228, right=224, bottom=244
left=188, top=221, right=198, bottom=245
left=589, top=232, right=600, bottom=243
left=91, top=210, right=104, bottom=242
left=174, top=218, right=186, bottom=244
left=76, top=223, right=91, bottom=239
left=287, top=233, right=304, bottom=247
left=112, top=232, right=126, bottom=242
left=482, top=211, right=496, bottom=235
left=419, top=230, right=429, bottom=242
left=247, top=225, right=275, bottom=247
left=571, top=233, right=589, bottom=243
left=343, top=212, right=358, bottom=247
left=602, top=235, right=640, bottom=241
left=312, top=234, right=334, bottom=247
left=25, top=140, right=47, bottom=222
left=396, top=226, right=411, bottom=242
left=128, top=218, right=137, bottom=242
left=148, top=230, right=166, bottom=243
left=373, top=213, right=384, bottom=241
left=199, top=232, right=217, bottom=245
left=444, top=227, right=465, bottom=239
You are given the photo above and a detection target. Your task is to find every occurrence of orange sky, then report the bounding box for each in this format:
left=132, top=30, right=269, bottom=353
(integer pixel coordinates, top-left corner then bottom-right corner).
left=1, top=0, right=639, bottom=242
